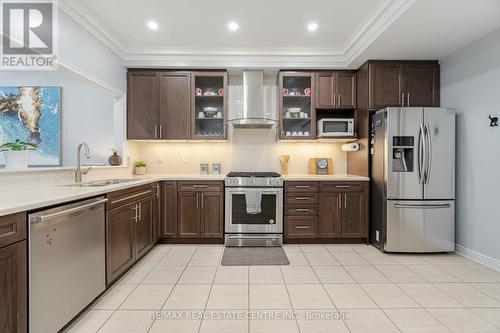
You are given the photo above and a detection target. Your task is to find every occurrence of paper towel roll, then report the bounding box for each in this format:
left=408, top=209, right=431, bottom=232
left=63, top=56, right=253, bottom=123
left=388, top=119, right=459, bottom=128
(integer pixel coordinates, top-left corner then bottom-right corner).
left=341, top=143, right=360, bottom=152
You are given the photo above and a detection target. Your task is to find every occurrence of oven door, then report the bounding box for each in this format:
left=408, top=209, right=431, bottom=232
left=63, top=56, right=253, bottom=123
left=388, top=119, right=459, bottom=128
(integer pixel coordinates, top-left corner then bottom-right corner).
left=225, top=187, right=283, bottom=234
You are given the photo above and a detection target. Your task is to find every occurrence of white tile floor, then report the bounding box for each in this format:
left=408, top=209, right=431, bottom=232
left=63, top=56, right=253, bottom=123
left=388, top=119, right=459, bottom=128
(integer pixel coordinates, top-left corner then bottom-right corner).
left=64, top=244, right=500, bottom=333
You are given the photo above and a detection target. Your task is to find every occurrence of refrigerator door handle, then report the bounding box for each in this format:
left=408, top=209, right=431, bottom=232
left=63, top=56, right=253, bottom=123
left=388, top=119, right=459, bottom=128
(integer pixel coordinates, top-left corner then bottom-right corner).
left=424, top=123, right=432, bottom=184
left=394, top=203, right=451, bottom=209
left=418, top=124, right=425, bottom=184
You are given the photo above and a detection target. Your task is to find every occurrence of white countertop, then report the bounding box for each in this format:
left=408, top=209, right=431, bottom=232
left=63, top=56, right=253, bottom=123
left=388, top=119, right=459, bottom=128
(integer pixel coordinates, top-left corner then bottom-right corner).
left=0, top=173, right=368, bottom=217
left=282, top=174, right=369, bottom=181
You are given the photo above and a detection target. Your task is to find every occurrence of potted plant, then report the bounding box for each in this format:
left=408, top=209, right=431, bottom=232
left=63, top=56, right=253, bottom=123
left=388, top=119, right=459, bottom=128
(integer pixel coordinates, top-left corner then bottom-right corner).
left=133, top=160, right=146, bottom=175
left=0, top=139, right=38, bottom=169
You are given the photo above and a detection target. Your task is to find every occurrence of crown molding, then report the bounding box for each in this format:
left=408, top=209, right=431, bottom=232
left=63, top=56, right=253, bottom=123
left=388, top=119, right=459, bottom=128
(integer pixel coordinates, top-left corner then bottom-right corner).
left=343, top=0, right=417, bottom=66
left=59, top=0, right=416, bottom=68
left=59, top=0, right=127, bottom=59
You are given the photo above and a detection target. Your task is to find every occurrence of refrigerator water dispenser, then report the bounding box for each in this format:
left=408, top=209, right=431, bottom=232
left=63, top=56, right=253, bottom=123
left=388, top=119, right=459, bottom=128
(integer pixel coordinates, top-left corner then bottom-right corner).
left=392, top=136, right=414, bottom=172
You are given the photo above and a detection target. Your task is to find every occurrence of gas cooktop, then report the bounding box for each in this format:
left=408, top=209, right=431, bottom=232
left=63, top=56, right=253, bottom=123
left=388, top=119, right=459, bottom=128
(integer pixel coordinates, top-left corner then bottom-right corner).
left=225, top=171, right=283, bottom=187
left=226, top=172, right=281, bottom=178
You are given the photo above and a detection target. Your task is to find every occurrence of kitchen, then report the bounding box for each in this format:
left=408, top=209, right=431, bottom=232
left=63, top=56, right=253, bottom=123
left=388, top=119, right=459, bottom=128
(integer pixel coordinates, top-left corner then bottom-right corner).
left=1, top=1, right=500, bottom=333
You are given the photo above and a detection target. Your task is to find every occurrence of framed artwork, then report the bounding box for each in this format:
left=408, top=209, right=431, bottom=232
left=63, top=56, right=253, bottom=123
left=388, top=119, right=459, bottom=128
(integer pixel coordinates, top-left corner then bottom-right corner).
left=0, top=86, right=61, bottom=166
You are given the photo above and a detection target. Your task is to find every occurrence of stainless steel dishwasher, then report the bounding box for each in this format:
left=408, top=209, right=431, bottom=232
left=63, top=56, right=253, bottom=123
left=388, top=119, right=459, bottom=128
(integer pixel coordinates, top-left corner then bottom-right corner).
left=29, top=196, right=107, bottom=333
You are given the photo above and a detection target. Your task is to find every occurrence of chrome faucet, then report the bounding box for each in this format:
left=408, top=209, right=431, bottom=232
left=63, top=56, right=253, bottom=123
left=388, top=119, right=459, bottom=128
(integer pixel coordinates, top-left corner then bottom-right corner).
left=75, top=142, right=91, bottom=183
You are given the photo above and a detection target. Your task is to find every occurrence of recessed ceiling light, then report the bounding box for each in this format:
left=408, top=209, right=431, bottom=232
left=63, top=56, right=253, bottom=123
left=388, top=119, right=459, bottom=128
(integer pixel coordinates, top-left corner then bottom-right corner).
left=307, top=22, right=318, bottom=32
left=147, top=21, right=159, bottom=31
left=228, top=22, right=239, bottom=32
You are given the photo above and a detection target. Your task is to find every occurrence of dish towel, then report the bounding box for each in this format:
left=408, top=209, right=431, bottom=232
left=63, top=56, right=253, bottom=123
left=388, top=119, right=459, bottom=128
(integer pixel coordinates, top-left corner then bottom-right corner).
left=245, top=189, right=262, bottom=214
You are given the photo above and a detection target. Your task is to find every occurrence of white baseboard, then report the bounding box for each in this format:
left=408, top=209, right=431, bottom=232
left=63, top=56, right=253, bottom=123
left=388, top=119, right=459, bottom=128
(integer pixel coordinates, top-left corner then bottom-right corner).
left=455, top=244, right=500, bottom=272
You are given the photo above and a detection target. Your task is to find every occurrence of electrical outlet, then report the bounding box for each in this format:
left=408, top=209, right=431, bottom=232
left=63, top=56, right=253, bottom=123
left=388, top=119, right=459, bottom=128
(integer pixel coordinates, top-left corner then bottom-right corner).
left=182, top=153, right=188, bottom=163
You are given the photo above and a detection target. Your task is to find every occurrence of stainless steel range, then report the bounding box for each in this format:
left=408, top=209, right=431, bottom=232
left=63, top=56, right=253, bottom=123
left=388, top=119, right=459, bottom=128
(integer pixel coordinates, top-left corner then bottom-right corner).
left=225, top=172, right=283, bottom=246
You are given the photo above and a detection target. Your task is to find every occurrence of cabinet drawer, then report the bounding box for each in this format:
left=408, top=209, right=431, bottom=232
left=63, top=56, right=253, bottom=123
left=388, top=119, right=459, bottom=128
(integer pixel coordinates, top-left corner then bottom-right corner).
left=285, top=193, right=318, bottom=204
left=319, top=182, right=367, bottom=192
left=285, top=182, right=318, bottom=192
left=285, top=204, right=319, bottom=216
left=0, top=212, right=26, bottom=248
left=107, top=184, right=155, bottom=210
left=178, top=181, right=223, bottom=192
left=285, top=216, right=317, bottom=238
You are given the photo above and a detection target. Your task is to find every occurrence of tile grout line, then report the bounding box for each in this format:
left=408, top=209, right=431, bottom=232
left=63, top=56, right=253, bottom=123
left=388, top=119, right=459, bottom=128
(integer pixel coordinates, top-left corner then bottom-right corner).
left=96, top=245, right=174, bottom=333
left=300, top=245, right=353, bottom=333
left=146, top=245, right=198, bottom=333
left=197, top=245, right=224, bottom=333
left=278, top=254, right=302, bottom=333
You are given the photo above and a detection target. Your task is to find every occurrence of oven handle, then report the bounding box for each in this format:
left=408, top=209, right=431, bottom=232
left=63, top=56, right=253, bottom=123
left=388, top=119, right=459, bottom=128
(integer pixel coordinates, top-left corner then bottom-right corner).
left=225, top=188, right=283, bottom=194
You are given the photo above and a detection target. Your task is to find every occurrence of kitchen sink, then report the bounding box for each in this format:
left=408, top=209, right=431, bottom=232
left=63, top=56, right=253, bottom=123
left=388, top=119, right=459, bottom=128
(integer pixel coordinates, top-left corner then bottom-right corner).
left=66, top=179, right=135, bottom=187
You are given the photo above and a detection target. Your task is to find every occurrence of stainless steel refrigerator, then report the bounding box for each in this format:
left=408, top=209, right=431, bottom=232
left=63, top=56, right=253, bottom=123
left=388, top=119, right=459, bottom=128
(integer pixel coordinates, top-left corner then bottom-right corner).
left=370, top=107, right=455, bottom=252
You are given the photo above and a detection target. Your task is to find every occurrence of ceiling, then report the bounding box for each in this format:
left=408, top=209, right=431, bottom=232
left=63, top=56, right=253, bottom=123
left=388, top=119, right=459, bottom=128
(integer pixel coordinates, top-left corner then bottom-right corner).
left=60, top=0, right=500, bottom=68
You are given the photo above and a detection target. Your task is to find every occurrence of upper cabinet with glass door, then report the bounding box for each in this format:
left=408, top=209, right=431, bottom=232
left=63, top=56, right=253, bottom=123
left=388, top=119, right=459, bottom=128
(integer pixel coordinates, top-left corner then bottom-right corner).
left=191, top=72, right=228, bottom=140
left=279, top=72, right=315, bottom=140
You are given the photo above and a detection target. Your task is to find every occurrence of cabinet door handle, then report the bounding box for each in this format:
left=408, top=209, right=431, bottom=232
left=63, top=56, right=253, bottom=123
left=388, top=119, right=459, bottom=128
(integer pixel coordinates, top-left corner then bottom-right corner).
left=295, top=197, right=311, bottom=200
left=335, top=185, right=350, bottom=188
left=295, top=226, right=310, bottom=230
left=344, top=194, right=347, bottom=209
left=193, top=185, right=208, bottom=188
left=338, top=195, right=341, bottom=209
left=154, top=125, right=158, bottom=139
left=338, top=94, right=341, bottom=107
left=138, top=203, right=142, bottom=221
left=201, top=192, right=204, bottom=209
left=407, top=93, right=410, bottom=107
left=333, top=93, right=336, bottom=108
left=132, top=204, right=138, bottom=223
left=295, top=208, right=310, bottom=212
left=155, top=184, right=160, bottom=198
left=196, top=193, right=199, bottom=209
left=159, top=124, right=163, bottom=139
left=295, top=185, right=310, bottom=188
left=401, top=92, right=404, bottom=107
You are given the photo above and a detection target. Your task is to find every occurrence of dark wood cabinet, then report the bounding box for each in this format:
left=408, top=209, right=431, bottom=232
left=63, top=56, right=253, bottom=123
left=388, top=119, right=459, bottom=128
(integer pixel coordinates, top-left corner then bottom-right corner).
left=191, top=72, right=228, bottom=140
left=0, top=213, right=26, bottom=249
left=0, top=240, right=27, bottom=333
left=367, top=61, right=439, bottom=109
left=342, top=192, right=366, bottom=238
left=201, top=192, right=224, bottom=238
left=316, top=71, right=356, bottom=109
left=161, top=181, right=178, bottom=238
left=284, top=181, right=368, bottom=242
left=285, top=216, right=317, bottom=239
left=153, top=183, right=161, bottom=242
left=319, top=182, right=369, bottom=239
left=159, top=72, right=191, bottom=139
left=106, top=203, right=135, bottom=283
left=127, top=72, right=159, bottom=139
left=177, top=182, right=224, bottom=239
left=403, top=63, right=440, bottom=107
left=316, top=73, right=335, bottom=109
left=279, top=72, right=316, bottom=140
left=134, top=196, right=155, bottom=258
left=318, top=192, right=343, bottom=238
left=178, top=191, right=201, bottom=238
left=106, top=184, right=156, bottom=284
left=127, top=70, right=227, bottom=140
left=368, top=62, right=404, bottom=109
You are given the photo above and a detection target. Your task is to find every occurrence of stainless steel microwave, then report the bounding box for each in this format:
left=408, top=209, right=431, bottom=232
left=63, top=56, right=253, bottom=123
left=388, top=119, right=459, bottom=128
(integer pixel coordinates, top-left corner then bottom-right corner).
left=317, top=118, right=354, bottom=137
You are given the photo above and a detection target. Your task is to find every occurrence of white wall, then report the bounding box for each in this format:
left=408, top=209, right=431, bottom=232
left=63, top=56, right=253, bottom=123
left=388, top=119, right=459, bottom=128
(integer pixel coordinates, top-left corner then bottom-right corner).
left=441, top=28, right=500, bottom=264
left=0, top=9, right=126, bottom=166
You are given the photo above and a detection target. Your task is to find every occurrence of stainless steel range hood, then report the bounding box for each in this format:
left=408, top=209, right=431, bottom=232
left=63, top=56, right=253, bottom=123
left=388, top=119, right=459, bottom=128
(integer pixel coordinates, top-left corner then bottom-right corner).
left=229, top=70, right=277, bottom=129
